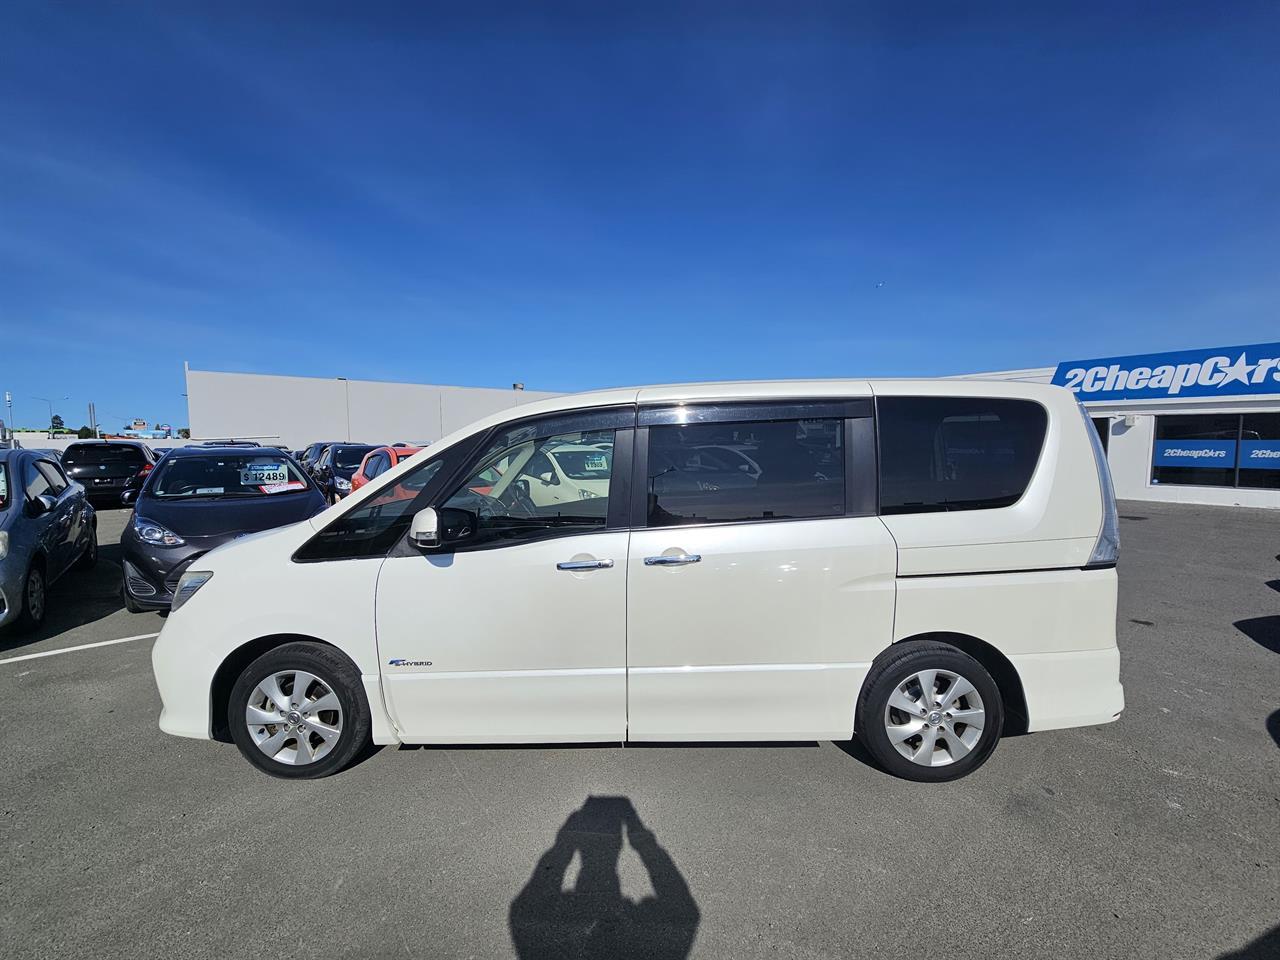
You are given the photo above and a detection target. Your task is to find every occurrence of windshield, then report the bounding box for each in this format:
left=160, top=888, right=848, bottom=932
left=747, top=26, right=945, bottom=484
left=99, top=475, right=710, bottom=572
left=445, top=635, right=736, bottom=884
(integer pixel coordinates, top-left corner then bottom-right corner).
left=334, top=446, right=375, bottom=469
left=64, top=444, right=145, bottom=466
left=549, top=449, right=613, bottom=480
left=149, top=454, right=311, bottom=499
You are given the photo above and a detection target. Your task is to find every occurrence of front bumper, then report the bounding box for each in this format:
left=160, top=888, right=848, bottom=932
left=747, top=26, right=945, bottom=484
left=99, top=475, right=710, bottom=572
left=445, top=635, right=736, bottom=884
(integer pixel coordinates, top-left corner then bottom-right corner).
left=121, top=541, right=213, bottom=611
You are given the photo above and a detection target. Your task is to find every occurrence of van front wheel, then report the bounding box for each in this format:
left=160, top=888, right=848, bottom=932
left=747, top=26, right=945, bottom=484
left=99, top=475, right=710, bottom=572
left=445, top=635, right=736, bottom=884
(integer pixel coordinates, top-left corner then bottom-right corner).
left=856, top=642, right=1004, bottom=782
left=228, top=642, right=371, bottom=779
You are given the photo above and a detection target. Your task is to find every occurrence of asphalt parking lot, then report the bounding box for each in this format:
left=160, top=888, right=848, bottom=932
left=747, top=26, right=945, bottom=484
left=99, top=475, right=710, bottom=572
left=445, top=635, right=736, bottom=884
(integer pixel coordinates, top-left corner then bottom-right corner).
left=1, top=503, right=1276, bottom=960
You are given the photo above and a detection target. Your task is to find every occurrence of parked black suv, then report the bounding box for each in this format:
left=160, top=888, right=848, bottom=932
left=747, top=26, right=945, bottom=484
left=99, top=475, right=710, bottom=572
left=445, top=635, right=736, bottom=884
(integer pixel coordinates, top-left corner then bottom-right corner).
left=61, top=441, right=158, bottom=507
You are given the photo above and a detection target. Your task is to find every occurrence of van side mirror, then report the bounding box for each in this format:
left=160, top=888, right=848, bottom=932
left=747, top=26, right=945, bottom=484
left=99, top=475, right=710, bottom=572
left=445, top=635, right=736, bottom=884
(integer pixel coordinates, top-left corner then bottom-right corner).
left=409, top=507, right=440, bottom=548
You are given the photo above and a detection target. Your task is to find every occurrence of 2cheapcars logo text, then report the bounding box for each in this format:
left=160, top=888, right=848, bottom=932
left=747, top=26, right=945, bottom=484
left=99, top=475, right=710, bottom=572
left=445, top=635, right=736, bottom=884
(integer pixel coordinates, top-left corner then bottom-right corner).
left=1060, top=350, right=1280, bottom=397
left=1161, top=447, right=1228, bottom=460
left=1249, top=448, right=1280, bottom=460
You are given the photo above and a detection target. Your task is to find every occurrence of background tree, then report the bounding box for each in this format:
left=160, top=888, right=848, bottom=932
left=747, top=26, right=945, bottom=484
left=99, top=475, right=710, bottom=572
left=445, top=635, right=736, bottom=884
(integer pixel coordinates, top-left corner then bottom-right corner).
left=77, top=425, right=94, bottom=439
left=51, top=413, right=65, bottom=431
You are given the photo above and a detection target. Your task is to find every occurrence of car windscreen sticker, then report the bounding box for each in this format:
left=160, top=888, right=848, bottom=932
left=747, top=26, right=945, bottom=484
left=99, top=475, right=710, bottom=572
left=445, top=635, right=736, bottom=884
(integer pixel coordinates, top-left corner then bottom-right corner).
left=240, top=462, right=288, bottom=486
left=260, top=480, right=307, bottom=494
left=195, top=487, right=224, bottom=495
left=584, top=455, right=608, bottom=471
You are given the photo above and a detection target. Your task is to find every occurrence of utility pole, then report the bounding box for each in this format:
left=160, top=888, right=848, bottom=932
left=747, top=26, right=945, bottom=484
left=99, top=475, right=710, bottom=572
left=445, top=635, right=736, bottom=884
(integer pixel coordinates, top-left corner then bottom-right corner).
left=88, top=401, right=98, bottom=438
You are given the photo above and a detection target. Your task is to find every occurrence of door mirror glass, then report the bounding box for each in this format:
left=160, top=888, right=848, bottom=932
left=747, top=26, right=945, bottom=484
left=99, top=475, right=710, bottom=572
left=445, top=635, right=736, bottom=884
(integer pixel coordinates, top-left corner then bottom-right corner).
left=121, top=489, right=138, bottom=506
left=408, top=507, right=440, bottom=549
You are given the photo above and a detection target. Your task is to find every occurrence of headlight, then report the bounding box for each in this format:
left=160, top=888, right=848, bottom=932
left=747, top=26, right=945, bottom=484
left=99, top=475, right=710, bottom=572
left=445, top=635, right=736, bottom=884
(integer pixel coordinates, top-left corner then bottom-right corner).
left=335, top=477, right=352, bottom=491
left=172, top=570, right=213, bottom=612
left=133, top=516, right=185, bottom=547
left=578, top=488, right=600, bottom=499
left=0, top=531, right=8, bottom=561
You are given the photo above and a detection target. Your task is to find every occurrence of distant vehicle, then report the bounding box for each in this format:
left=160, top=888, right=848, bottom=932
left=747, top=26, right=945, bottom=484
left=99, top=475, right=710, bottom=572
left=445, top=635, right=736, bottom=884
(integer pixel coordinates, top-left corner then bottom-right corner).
left=298, top=442, right=343, bottom=471
left=119, top=446, right=326, bottom=612
left=189, top=440, right=262, bottom=447
left=350, top=446, right=423, bottom=493
left=0, top=448, right=97, bottom=632
left=310, top=444, right=376, bottom=502
left=61, top=440, right=158, bottom=507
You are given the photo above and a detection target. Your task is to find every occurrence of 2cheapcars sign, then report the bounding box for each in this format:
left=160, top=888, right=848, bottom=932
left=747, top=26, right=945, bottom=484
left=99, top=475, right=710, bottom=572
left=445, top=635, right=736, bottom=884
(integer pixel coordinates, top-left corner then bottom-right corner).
left=1051, top=342, right=1280, bottom=401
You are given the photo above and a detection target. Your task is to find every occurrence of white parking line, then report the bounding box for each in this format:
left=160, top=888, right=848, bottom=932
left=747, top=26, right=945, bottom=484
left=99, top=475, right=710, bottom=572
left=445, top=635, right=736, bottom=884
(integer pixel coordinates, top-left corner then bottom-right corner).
left=0, top=632, right=160, bottom=666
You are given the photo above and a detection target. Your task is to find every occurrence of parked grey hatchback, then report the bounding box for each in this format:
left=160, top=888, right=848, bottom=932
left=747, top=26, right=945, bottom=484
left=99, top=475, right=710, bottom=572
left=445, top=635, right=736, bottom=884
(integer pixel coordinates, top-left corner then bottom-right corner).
left=0, top=448, right=98, bottom=633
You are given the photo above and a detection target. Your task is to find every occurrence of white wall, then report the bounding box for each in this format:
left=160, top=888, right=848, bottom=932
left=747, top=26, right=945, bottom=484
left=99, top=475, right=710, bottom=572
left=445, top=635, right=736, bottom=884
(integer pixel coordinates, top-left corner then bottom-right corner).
left=186, top=368, right=560, bottom=450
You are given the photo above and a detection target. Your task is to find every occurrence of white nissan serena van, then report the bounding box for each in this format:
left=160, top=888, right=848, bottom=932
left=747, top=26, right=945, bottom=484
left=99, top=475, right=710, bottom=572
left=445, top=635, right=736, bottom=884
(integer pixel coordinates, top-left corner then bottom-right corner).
left=151, top=379, right=1123, bottom=782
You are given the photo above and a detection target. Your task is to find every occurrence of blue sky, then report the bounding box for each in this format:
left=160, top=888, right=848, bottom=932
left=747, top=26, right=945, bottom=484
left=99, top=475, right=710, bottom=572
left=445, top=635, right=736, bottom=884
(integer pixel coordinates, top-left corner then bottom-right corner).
left=2, top=2, right=1278, bottom=431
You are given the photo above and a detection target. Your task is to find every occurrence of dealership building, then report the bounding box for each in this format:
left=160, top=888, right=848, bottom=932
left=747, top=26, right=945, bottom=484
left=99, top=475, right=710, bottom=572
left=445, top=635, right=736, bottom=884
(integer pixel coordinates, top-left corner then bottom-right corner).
left=963, top=341, right=1280, bottom=509
left=187, top=341, right=1280, bottom=511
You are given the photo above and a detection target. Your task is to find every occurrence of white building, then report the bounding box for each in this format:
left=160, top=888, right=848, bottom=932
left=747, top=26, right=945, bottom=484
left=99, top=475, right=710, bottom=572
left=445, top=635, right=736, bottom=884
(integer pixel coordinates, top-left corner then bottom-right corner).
left=961, top=341, right=1280, bottom=509
left=185, top=365, right=560, bottom=451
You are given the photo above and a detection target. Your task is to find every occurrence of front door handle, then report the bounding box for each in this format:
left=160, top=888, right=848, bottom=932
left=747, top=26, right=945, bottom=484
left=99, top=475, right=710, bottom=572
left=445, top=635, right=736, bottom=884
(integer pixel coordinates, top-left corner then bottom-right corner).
left=643, top=554, right=702, bottom=566
left=556, top=559, right=615, bottom=571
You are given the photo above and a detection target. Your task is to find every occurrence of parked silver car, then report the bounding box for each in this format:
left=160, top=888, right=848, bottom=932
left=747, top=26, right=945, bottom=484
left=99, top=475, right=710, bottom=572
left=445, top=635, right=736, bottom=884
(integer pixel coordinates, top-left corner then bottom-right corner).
left=0, top=449, right=98, bottom=632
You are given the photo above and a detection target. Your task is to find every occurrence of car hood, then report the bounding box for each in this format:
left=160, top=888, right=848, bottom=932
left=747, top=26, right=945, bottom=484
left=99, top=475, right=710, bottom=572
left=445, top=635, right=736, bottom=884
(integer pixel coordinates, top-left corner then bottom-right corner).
left=138, top=492, right=324, bottom=539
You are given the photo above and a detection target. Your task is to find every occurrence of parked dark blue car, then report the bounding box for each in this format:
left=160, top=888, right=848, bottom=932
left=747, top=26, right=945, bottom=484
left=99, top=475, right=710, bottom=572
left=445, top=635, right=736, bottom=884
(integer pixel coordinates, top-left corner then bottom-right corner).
left=120, top=446, right=327, bottom=612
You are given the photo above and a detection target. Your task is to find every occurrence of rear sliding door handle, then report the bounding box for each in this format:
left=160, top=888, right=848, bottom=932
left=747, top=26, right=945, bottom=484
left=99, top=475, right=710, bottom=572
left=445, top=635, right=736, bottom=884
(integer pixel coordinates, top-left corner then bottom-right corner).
left=556, top=559, right=615, bottom=571
left=643, top=554, right=702, bottom=566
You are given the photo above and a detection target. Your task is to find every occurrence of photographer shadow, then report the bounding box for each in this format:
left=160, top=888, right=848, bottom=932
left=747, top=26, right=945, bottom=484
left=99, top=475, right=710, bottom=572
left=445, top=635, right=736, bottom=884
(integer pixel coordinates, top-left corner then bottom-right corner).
left=509, top=797, right=699, bottom=960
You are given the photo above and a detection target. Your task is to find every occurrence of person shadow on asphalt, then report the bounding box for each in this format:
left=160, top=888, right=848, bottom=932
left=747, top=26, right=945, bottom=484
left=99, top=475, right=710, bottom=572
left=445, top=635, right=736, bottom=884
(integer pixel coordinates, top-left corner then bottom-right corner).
left=509, top=796, right=700, bottom=960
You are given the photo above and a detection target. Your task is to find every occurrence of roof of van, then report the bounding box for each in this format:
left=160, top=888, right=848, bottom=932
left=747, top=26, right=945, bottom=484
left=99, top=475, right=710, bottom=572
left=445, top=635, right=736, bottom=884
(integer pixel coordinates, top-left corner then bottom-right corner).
left=501, top=377, right=1072, bottom=416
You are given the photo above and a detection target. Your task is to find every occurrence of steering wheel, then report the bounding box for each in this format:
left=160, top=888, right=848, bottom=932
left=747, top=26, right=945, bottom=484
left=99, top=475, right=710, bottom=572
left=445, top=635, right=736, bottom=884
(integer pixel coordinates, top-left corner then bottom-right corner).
left=498, top=478, right=538, bottom=518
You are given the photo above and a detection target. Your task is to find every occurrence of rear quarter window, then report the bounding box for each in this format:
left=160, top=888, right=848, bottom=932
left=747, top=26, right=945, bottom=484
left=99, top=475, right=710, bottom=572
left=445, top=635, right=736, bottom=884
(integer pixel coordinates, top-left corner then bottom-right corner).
left=878, top=397, right=1047, bottom=514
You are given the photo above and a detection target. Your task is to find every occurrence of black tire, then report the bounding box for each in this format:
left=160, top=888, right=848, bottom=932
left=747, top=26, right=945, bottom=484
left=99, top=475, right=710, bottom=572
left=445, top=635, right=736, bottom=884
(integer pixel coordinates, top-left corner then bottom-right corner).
left=13, top=563, right=47, bottom=633
left=75, top=523, right=98, bottom=570
left=855, top=641, right=1004, bottom=782
left=121, top=582, right=146, bottom=614
left=228, top=642, right=371, bottom=779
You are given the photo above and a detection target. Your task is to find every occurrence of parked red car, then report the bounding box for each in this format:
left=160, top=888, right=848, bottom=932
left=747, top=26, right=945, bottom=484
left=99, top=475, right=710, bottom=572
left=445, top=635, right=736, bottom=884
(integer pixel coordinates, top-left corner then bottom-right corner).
left=350, top=445, right=423, bottom=493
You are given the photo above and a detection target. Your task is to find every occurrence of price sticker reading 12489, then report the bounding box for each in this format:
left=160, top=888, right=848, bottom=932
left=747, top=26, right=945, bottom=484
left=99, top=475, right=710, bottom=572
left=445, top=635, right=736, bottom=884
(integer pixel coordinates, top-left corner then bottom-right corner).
left=241, top=463, right=288, bottom=486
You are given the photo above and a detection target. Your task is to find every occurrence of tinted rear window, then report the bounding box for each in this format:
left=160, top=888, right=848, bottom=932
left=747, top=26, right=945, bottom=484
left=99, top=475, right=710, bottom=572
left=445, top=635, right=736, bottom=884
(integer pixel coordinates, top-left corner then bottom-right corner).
left=64, top=444, right=146, bottom=465
left=878, top=397, right=1047, bottom=514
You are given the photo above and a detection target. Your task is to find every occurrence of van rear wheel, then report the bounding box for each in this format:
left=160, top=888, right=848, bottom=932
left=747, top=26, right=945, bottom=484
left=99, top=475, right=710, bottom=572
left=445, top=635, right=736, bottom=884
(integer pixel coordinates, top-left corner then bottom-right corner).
left=228, top=642, right=371, bottom=779
left=856, top=642, right=1004, bottom=782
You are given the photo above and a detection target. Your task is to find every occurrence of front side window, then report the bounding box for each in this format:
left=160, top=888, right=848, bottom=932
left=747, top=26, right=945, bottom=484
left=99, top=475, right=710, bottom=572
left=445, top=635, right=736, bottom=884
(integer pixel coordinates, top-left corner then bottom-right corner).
left=36, top=460, right=68, bottom=495
left=437, top=428, right=616, bottom=548
left=25, top=459, right=53, bottom=500
left=0, top=463, right=10, bottom=510
left=363, top=453, right=389, bottom=479
left=878, top=397, right=1047, bottom=514
left=646, top=418, right=845, bottom=527
left=295, top=458, right=447, bottom=561
left=149, top=454, right=312, bottom=499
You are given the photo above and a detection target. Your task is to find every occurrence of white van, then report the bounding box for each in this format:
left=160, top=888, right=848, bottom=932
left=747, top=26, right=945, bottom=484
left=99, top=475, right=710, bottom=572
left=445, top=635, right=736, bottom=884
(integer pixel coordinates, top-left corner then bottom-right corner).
left=151, top=380, right=1123, bottom=782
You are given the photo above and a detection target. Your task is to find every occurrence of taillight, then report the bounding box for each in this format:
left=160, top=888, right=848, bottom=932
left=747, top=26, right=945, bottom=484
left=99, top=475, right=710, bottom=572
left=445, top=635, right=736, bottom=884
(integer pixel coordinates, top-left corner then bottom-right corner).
left=136, top=463, right=154, bottom=479
left=1079, top=404, right=1119, bottom=568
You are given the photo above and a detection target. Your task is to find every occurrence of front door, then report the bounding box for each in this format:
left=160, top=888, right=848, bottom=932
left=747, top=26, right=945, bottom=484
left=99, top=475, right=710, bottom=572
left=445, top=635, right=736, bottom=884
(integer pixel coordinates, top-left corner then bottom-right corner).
left=375, top=410, right=634, bottom=743
left=625, top=404, right=898, bottom=741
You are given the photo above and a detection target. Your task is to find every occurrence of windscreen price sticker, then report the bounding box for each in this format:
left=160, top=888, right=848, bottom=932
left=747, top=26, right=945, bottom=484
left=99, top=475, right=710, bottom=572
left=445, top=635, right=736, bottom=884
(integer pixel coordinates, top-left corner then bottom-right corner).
left=241, top=463, right=288, bottom=486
